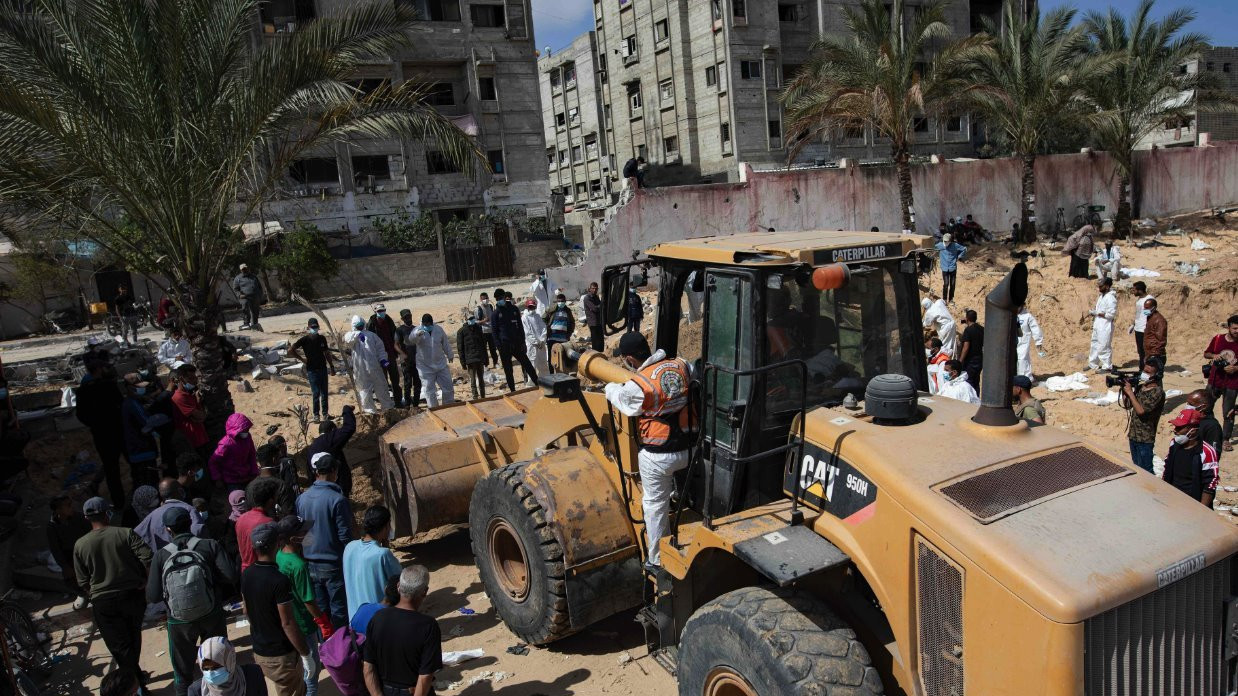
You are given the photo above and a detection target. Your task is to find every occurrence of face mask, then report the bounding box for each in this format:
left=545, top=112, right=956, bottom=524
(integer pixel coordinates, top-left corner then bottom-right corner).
left=482, top=300, right=490, bottom=306
left=309, top=328, right=319, bottom=334
left=1142, top=309, right=1152, bottom=317
left=202, top=668, right=230, bottom=686
left=467, top=318, right=476, bottom=325
left=557, top=302, right=566, bottom=309
left=183, top=383, right=197, bottom=392
left=925, top=349, right=933, bottom=358
left=134, top=387, right=147, bottom=396
left=1173, top=433, right=1190, bottom=445
left=353, top=324, right=364, bottom=331
left=1138, top=372, right=1150, bottom=383
left=195, top=468, right=205, bottom=481
left=423, top=322, right=432, bottom=328
left=377, top=312, right=386, bottom=318
left=238, top=432, right=250, bottom=440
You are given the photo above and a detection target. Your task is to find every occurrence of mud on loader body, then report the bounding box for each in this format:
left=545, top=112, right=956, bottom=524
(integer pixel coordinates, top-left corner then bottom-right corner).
left=382, top=230, right=1238, bottom=695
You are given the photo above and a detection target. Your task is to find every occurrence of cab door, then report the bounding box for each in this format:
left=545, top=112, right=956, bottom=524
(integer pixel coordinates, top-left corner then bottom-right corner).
left=697, top=269, right=758, bottom=519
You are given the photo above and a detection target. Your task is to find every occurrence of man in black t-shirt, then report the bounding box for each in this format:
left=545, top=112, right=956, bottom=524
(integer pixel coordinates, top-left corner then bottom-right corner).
left=958, top=309, right=984, bottom=396
left=394, top=309, right=422, bottom=408
left=241, top=523, right=311, bottom=696
left=363, top=565, right=442, bottom=696
left=290, top=318, right=336, bottom=422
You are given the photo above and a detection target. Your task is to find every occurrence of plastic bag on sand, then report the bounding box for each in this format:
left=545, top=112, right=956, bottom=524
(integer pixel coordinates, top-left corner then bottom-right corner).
left=1075, top=390, right=1119, bottom=406
left=442, top=649, right=484, bottom=666
left=1044, top=372, right=1090, bottom=392
left=1191, top=238, right=1212, bottom=251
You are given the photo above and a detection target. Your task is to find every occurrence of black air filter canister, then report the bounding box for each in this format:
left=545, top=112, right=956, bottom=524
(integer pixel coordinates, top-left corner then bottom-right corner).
left=864, top=374, right=918, bottom=422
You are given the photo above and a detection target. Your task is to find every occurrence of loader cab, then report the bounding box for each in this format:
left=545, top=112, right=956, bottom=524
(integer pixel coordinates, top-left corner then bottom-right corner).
left=602, top=238, right=927, bottom=521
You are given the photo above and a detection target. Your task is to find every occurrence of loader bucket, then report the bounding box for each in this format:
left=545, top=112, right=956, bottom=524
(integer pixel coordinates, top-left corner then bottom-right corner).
left=380, top=388, right=542, bottom=537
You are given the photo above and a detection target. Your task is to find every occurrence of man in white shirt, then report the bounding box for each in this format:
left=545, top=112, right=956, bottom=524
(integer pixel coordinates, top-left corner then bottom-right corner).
left=1088, top=277, right=1118, bottom=371
left=527, top=270, right=554, bottom=314
left=1129, top=281, right=1155, bottom=369
left=411, top=313, right=454, bottom=407
left=157, top=329, right=191, bottom=368
left=939, top=360, right=980, bottom=404
left=1015, top=305, right=1045, bottom=381
left=602, top=333, right=693, bottom=570
left=921, top=293, right=958, bottom=358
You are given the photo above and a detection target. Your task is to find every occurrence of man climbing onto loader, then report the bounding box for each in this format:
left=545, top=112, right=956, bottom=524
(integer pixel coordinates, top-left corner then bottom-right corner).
left=602, top=332, right=695, bottom=571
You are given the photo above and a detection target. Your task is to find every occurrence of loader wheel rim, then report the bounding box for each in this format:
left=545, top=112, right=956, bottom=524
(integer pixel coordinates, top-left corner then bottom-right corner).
left=702, top=667, right=758, bottom=696
left=487, top=518, right=530, bottom=602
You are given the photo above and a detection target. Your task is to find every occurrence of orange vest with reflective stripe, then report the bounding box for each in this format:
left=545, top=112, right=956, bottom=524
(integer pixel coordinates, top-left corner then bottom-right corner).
left=632, top=358, right=694, bottom=451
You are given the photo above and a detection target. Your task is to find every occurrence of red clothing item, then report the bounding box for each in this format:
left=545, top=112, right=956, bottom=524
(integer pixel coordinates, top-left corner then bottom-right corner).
left=235, top=508, right=274, bottom=572
left=171, top=388, right=207, bottom=447
left=1206, top=333, right=1238, bottom=390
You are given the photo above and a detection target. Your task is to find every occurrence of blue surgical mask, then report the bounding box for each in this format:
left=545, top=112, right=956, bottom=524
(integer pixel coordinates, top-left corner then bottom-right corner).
left=467, top=318, right=476, bottom=325
left=135, top=387, right=147, bottom=396
left=182, top=383, right=197, bottom=392
left=377, top=312, right=386, bottom=318
left=194, top=468, right=205, bottom=481
left=557, top=302, right=566, bottom=308
left=1142, top=309, right=1152, bottom=317
left=202, top=668, right=230, bottom=686
left=309, top=328, right=319, bottom=334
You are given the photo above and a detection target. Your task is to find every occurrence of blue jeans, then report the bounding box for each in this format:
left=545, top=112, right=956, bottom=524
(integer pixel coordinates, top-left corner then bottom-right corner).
left=1129, top=440, right=1155, bottom=474
left=303, top=626, right=321, bottom=696
left=307, top=561, right=347, bottom=628
left=306, top=368, right=329, bottom=417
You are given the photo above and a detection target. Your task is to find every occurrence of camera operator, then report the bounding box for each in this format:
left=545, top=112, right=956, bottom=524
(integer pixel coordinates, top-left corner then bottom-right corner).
left=1161, top=409, right=1219, bottom=508
left=1121, top=357, right=1165, bottom=474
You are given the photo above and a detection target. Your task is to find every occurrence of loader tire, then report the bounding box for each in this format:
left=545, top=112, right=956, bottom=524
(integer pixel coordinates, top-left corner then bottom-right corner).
left=469, top=462, right=576, bottom=645
left=678, top=586, right=884, bottom=696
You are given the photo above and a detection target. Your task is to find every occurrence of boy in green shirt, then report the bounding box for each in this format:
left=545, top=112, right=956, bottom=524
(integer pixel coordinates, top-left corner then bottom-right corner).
left=275, top=515, right=335, bottom=696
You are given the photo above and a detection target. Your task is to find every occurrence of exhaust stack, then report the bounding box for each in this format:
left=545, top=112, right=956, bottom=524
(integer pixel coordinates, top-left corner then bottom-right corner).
left=973, top=263, right=1029, bottom=427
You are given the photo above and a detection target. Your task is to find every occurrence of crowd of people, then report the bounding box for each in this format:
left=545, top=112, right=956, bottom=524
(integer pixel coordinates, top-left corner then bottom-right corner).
left=923, top=220, right=1237, bottom=508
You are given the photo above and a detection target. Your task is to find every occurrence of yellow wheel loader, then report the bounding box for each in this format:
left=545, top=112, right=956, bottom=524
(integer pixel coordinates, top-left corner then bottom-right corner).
left=381, top=230, right=1238, bottom=695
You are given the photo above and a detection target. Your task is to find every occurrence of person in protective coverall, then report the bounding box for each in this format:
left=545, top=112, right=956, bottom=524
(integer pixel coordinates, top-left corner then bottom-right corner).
left=1015, top=305, right=1045, bottom=381
left=343, top=315, right=393, bottom=413
left=522, top=300, right=548, bottom=380
left=411, top=314, right=454, bottom=408
left=1088, top=277, right=1118, bottom=371
left=921, top=293, right=957, bottom=358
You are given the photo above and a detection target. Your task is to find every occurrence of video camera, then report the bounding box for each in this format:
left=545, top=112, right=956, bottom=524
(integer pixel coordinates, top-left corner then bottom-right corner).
left=1104, top=368, right=1143, bottom=388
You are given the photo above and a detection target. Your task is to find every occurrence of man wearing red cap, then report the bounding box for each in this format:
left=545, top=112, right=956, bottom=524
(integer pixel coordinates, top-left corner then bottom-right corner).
left=1161, top=408, right=1219, bottom=507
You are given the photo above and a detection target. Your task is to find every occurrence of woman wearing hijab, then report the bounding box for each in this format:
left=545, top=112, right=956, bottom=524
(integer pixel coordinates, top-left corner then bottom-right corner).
left=189, top=636, right=267, bottom=696
left=126, top=485, right=160, bottom=527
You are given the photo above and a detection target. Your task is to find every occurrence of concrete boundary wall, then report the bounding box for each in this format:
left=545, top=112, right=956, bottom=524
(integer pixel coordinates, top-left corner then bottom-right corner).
left=550, top=144, right=1238, bottom=294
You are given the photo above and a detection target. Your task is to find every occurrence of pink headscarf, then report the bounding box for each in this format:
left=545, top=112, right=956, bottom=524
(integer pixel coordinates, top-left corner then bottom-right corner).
left=227, top=490, right=247, bottom=522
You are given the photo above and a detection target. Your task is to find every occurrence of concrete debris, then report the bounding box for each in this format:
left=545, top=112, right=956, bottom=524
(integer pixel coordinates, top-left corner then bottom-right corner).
left=279, top=362, right=305, bottom=377
left=618, top=652, right=633, bottom=665
left=1191, top=238, right=1212, bottom=250
left=240, top=380, right=254, bottom=393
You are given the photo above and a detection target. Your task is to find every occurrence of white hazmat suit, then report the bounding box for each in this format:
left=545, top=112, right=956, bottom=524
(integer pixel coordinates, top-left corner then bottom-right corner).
left=940, top=371, right=980, bottom=404
left=921, top=297, right=958, bottom=358
left=522, top=308, right=548, bottom=380
left=528, top=275, right=555, bottom=314
left=412, top=322, right=455, bottom=407
left=343, top=315, right=394, bottom=413
left=1088, top=289, right=1118, bottom=370
left=1015, top=308, right=1045, bottom=380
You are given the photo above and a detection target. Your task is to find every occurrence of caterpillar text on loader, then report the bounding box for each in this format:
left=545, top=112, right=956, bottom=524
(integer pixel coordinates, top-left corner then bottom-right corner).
left=380, top=230, right=1238, bottom=695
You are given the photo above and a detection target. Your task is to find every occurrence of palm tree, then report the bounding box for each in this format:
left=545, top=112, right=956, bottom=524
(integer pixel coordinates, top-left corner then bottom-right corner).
left=782, top=0, right=985, bottom=232
left=0, top=0, right=482, bottom=420
left=969, top=1, right=1098, bottom=242
left=1081, top=0, right=1222, bottom=238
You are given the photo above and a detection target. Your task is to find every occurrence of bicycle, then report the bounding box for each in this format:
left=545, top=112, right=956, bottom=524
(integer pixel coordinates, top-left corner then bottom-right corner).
left=0, top=592, right=48, bottom=696
left=1072, top=203, right=1105, bottom=230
